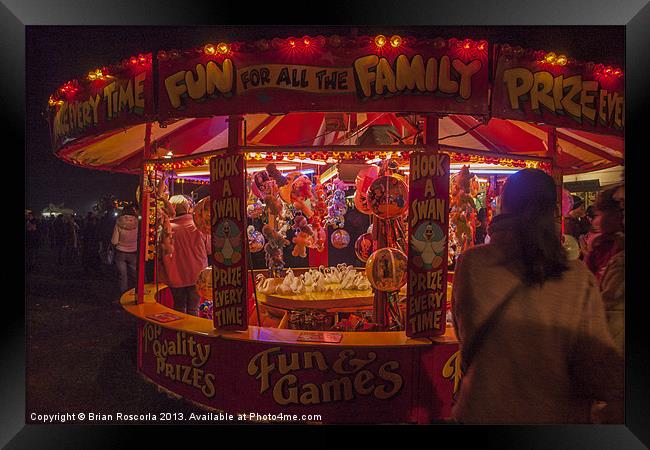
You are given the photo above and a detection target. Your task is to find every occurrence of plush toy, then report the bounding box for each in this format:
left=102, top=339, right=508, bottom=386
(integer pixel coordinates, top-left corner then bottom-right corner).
left=251, top=171, right=270, bottom=200
left=277, top=171, right=300, bottom=204
left=309, top=182, right=328, bottom=252
left=293, top=213, right=308, bottom=231
left=292, top=229, right=314, bottom=258
left=290, top=175, right=314, bottom=218
left=262, top=179, right=283, bottom=217
left=448, top=165, right=480, bottom=260
left=325, top=187, right=348, bottom=228
left=291, top=214, right=315, bottom=257
left=152, top=174, right=176, bottom=258
left=266, top=163, right=287, bottom=187
left=262, top=224, right=289, bottom=273
left=247, top=201, right=265, bottom=219
left=247, top=225, right=265, bottom=253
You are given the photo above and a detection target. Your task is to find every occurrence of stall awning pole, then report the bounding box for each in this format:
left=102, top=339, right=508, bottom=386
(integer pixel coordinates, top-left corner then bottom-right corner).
left=548, top=128, right=564, bottom=234
left=136, top=122, right=153, bottom=304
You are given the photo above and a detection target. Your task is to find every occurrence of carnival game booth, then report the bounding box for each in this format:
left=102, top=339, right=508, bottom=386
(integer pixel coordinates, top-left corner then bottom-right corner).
left=47, top=32, right=624, bottom=423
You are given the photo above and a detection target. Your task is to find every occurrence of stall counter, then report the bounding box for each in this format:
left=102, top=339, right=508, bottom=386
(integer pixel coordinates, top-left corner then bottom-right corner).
left=121, top=285, right=460, bottom=423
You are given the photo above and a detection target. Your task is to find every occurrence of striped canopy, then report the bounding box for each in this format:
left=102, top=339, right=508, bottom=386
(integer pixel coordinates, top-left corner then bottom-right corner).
left=56, top=112, right=624, bottom=174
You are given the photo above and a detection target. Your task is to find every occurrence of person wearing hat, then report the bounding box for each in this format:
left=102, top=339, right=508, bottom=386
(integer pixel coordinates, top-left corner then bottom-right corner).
left=564, top=194, right=590, bottom=242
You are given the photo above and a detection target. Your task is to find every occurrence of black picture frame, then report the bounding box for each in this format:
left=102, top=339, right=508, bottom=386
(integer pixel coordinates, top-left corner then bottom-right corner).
left=13, top=0, right=649, bottom=447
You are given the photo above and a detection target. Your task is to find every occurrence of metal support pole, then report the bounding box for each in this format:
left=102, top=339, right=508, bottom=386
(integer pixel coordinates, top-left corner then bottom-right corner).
left=136, top=123, right=153, bottom=304
left=548, top=128, right=564, bottom=234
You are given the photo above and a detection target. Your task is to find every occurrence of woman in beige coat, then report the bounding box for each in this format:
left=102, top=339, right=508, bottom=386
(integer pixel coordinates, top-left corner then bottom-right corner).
left=452, top=169, right=623, bottom=424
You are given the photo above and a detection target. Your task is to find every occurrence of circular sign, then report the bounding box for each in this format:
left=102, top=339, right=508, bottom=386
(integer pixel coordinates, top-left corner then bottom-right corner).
left=355, top=233, right=374, bottom=262
left=195, top=266, right=213, bottom=300
left=330, top=229, right=351, bottom=249
left=366, top=176, right=408, bottom=219
left=365, top=247, right=408, bottom=292
left=192, top=197, right=211, bottom=234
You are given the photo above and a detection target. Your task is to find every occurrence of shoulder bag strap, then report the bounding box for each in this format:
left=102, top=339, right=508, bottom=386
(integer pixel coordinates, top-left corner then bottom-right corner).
left=460, top=283, right=525, bottom=376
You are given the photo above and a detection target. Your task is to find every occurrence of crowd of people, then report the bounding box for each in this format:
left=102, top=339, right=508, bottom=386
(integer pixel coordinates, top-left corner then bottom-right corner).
left=25, top=194, right=212, bottom=313
left=25, top=208, right=121, bottom=281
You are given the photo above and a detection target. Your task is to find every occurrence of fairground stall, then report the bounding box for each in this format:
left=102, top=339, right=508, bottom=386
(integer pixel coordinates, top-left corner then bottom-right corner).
left=47, top=31, right=624, bottom=423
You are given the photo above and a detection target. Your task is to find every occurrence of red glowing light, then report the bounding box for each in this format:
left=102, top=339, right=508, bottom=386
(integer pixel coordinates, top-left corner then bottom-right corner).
left=303, top=36, right=311, bottom=46
left=463, top=39, right=472, bottom=50
left=130, top=56, right=138, bottom=65
left=477, top=40, right=487, bottom=51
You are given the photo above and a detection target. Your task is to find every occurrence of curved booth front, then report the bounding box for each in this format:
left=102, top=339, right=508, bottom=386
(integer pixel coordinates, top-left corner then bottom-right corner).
left=121, top=285, right=460, bottom=424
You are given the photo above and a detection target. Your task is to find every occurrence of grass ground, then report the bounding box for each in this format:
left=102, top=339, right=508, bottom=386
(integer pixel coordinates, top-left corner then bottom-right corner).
left=25, top=245, right=205, bottom=423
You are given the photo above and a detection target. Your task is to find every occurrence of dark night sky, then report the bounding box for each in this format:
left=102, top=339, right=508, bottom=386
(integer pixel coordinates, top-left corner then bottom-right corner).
left=25, top=26, right=624, bottom=214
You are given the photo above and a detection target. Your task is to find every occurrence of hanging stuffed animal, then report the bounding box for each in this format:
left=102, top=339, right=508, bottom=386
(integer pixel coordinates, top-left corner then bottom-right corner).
left=261, top=178, right=283, bottom=217
left=266, top=163, right=288, bottom=188
left=292, top=228, right=315, bottom=258
left=291, top=214, right=315, bottom=258
left=251, top=171, right=270, bottom=200
left=153, top=174, right=176, bottom=258
left=290, top=175, right=314, bottom=218
left=262, top=224, right=289, bottom=274
left=325, top=186, right=347, bottom=229
left=310, top=182, right=328, bottom=252
left=278, top=171, right=301, bottom=203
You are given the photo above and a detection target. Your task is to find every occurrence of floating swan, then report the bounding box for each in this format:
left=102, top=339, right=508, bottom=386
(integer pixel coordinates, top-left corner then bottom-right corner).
left=255, top=274, right=277, bottom=295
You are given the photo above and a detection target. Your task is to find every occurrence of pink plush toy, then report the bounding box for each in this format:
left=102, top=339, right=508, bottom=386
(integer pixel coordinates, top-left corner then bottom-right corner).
left=291, top=175, right=314, bottom=218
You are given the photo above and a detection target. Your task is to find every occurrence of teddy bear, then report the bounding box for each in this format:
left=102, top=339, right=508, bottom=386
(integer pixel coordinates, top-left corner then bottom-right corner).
left=290, top=175, right=314, bottom=218
left=292, top=229, right=314, bottom=258
left=290, top=214, right=315, bottom=257
left=262, top=178, right=283, bottom=217
left=262, top=224, right=289, bottom=273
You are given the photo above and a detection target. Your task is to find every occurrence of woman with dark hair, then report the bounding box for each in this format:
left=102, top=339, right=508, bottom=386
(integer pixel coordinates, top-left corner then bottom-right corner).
left=451, top=169, right=623, bottom=424
left=584, top=185, right=624, bottom=352
left=111, top=205, right=139, bottom=294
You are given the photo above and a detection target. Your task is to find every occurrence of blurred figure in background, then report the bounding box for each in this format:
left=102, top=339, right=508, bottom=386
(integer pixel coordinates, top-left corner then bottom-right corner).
left=53, top=215, right=65, bottom=264
left=26, top=211, right=39, bottom=272
left=98, top=208, right=117, bottom=267
left=82, top=212, right=101, bottom=275
left=564, top=195, right=590, bottom=242
left=62, top=214, right=80, bottom=265
left=584, top=185, right=625, bottom=352
left=111, top=206, right=139, bottom=294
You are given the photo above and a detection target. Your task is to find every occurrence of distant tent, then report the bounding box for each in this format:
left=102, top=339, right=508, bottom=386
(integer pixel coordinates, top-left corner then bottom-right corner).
left=42, top=203, right=74, bottom=217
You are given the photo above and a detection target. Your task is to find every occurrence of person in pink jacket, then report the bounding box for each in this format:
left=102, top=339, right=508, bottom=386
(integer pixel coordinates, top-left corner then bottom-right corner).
left=159, top=195, right=211, bottom=316
left=452, top=169, right=623, bottom=424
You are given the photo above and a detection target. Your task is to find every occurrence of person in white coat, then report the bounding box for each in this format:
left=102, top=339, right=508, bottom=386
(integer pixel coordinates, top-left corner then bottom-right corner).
left=111, top=206, right=139, bottom=294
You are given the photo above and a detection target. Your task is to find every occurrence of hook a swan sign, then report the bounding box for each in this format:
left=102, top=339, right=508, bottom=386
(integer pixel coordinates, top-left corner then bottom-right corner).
left=210, top=153, right=248, bottom=331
